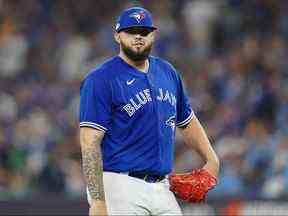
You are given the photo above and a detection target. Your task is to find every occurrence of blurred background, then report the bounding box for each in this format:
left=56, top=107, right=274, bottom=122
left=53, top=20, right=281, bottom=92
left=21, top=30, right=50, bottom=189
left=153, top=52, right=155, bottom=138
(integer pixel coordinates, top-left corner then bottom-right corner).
left=1, top=0, right=288, bottom=215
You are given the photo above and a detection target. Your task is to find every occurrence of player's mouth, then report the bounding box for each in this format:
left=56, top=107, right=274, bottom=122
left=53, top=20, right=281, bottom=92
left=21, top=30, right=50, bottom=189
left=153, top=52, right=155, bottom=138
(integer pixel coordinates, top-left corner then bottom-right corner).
left=133, top=42, right=145, bottom=47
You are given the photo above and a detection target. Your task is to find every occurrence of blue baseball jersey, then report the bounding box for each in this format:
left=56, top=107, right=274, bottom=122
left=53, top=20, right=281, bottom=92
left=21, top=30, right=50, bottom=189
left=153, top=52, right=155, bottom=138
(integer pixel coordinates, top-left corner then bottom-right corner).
left=79, top=56, right=194, bottom=176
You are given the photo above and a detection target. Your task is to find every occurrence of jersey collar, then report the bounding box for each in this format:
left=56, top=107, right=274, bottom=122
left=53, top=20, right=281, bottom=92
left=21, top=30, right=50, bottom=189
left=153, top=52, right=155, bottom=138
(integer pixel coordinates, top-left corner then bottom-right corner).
left=116, top=55, right=152, bottom=77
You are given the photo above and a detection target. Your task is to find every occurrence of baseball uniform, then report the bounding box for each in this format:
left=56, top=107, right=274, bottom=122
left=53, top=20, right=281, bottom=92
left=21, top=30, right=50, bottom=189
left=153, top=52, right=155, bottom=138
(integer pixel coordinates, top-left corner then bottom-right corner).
left=79, top=55, right=194, bottom=215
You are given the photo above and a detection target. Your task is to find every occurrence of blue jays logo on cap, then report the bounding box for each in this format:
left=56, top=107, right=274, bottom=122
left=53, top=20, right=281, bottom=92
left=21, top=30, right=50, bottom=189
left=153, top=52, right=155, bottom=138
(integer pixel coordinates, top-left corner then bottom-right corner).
left=115, top=7, right=157, bottom=32
left=129, top=11, right=146, bottom=23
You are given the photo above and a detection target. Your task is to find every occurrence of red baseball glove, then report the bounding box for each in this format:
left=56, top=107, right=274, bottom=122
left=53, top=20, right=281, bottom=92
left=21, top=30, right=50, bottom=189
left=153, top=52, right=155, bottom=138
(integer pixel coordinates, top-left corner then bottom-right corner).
left=168, top=168, right=217, bottom=203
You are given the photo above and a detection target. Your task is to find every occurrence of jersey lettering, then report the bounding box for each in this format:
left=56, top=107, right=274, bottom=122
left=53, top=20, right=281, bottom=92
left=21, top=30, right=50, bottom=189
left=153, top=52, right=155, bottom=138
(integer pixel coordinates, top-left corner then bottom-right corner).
left=123, top=104, right=136, bottom=117
left=157, top=88, right=164, bottom=100
left=163, top=90, right=171, bottom=104
left=157, top=88, right=176, bottom=107
left=123, top=89, right=152, bottom=116
left=130, top=98, right=141, bottom=110
left=123, top=88, right=176, bottom=117
left=136, top=92, right=148, bottom=105
left=143, top=89, right=152, bottom=102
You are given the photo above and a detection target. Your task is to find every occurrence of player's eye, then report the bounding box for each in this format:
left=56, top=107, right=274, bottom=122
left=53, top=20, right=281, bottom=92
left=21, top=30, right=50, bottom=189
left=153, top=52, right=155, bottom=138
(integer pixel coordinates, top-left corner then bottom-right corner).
left=124, top=28, right=153, bottom=37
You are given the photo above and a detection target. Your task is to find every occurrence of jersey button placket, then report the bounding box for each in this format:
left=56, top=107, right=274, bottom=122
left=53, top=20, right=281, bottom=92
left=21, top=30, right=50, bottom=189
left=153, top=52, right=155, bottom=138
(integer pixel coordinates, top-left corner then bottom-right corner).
left=146, top=73, right=163, bottom=170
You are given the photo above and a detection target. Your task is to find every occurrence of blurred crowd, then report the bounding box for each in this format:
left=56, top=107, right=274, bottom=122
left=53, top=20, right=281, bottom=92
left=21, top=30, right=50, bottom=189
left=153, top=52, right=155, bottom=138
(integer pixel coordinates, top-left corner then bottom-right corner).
left=0, top=0, right=288, bottom=201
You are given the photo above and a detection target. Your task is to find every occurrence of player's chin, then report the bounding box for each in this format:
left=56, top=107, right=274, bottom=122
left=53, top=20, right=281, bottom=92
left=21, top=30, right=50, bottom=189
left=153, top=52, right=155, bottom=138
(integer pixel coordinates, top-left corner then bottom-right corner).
left=136, top=46, right=150, bottom=54
left=131, top=52, right=149, bottom=61
left=133, top=46, right=145, bottom=52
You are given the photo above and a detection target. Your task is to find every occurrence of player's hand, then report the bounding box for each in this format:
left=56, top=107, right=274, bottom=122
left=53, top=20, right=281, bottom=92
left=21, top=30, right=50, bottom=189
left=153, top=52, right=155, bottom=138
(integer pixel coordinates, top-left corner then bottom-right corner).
left=89, top=200, right=108, bottom=216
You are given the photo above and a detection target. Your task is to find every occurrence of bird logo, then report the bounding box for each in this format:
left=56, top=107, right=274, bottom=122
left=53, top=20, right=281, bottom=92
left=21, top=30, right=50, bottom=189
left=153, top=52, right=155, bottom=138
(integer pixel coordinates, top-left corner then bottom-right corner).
left=129, top=11, right=146, bottom=23
left=166, top=115, right=176, bottom=131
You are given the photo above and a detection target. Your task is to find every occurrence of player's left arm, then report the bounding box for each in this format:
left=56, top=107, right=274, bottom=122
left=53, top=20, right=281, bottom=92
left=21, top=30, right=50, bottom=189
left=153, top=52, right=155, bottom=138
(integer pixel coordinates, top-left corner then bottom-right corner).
left=178, top=115, right=220, bottom=178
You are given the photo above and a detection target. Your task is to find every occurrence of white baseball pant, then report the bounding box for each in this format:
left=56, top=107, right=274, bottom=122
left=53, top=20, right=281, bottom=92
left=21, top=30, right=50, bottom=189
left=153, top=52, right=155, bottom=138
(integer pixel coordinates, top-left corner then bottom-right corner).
left=87, top=171, right=182, bottom=215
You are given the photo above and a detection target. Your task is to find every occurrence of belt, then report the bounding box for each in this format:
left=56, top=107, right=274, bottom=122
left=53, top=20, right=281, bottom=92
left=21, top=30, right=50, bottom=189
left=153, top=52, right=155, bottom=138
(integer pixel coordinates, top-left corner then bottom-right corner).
left=122, top=171, right=166, bottom=183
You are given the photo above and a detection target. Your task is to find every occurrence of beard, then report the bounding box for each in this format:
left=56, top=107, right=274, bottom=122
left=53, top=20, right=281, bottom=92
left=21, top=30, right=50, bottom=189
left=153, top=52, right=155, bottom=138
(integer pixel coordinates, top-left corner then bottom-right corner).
left=121, top=41, right=152, bottom=62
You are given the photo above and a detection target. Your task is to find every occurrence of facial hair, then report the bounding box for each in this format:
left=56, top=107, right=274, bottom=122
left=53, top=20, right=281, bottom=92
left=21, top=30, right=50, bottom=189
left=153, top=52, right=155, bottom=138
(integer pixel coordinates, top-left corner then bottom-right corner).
left=121, top=41, right=152, bottom=62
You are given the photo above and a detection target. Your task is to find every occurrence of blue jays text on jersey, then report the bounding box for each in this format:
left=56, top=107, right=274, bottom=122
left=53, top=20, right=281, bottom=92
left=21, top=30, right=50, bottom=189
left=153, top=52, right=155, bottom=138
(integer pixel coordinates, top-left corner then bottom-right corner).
left=79, top=56, right=194, bottom=176
left=122, top=88, right=176, bottom=117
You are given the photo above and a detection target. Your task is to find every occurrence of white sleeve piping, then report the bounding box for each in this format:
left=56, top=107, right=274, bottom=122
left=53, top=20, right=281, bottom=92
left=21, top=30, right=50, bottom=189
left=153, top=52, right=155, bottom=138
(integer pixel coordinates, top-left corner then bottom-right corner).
left=176, top=111, right=195, bottom=128
left=79, top=121, right=107, bottom=132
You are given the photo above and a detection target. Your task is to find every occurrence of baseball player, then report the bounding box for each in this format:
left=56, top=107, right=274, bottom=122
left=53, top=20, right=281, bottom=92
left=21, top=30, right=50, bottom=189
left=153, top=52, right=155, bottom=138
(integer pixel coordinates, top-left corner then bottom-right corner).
left=79, top=7, right=219, bottom=216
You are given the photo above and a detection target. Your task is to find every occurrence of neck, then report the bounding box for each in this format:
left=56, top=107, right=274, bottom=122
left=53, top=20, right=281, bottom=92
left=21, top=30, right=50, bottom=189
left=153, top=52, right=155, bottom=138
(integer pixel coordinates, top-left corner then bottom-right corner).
left=119, top=52, right=148, bottom=73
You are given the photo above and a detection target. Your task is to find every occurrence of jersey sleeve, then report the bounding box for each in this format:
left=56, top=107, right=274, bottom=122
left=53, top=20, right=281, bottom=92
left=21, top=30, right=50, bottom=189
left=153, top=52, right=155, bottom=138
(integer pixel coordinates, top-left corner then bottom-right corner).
left=79, top=73, right=112, bottom=132
left=175, top=73, right=194, bottom=128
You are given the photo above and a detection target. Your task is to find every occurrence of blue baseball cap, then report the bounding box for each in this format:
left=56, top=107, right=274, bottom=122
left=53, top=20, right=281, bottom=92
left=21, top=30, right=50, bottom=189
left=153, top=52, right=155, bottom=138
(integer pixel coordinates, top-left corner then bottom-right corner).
left=115, top=7, right=157, bottom=32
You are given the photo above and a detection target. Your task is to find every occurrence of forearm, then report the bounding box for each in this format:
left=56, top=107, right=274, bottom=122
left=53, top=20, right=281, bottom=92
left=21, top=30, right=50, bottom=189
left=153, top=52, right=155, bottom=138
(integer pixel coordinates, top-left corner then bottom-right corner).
left=180, top=116, right=220, bottom=177
left=80, top=128, right=105, bottom=202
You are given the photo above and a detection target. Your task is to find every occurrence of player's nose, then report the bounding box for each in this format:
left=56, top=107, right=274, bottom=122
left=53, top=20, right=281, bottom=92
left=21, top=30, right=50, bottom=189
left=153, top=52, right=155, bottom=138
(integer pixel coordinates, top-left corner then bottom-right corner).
left=134, top=34, right=143, bottom=39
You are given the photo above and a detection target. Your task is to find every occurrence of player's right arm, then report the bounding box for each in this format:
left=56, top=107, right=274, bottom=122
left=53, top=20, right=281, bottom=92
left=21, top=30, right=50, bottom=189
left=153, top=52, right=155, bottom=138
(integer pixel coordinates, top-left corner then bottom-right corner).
left=80, top=127, right=108, bottom=216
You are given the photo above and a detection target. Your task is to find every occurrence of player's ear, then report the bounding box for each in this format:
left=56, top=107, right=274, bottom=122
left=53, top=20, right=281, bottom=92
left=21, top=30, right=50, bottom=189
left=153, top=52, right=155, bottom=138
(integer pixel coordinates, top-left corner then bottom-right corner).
left=114, top=32, right=120, bottom=44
